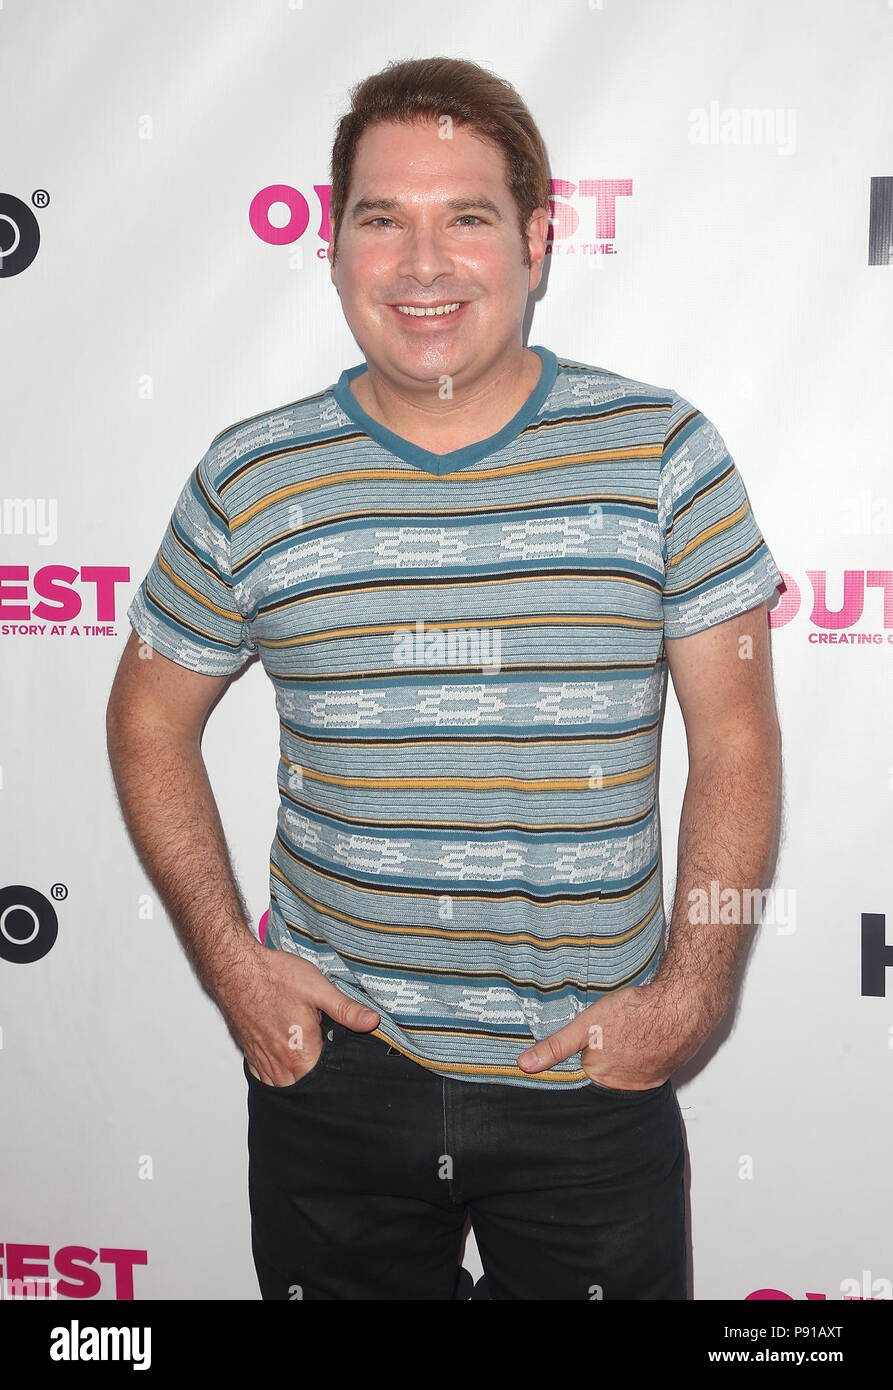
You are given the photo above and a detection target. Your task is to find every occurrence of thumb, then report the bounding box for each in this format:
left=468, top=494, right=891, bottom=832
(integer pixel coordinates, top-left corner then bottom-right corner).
left=517, top=1019, right=586, bottom=1073
left=319, top=985, right=380, bottom=1033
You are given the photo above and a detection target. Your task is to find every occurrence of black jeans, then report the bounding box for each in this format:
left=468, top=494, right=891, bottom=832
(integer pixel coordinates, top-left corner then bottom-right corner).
left=244, top=1010, right=687, bottom=1300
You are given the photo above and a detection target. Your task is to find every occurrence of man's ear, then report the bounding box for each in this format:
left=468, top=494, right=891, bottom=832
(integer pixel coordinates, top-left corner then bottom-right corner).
left=526, top=207, right=550, bottom=291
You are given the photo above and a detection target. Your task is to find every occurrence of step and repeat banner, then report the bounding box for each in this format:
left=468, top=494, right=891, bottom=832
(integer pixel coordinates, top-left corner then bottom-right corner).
left=2, top=0, right=891, bottom=1301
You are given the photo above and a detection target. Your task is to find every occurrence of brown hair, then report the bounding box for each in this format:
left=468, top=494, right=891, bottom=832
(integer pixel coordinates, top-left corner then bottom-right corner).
left=328, top=56, right=551, bottom=267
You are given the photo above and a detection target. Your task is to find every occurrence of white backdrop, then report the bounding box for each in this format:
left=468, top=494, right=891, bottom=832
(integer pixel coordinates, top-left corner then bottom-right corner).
left=2, top=0, right=892, bottom=1301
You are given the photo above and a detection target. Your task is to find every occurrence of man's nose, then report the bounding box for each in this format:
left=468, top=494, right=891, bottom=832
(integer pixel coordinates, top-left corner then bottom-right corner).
left=396, top=224, right=455, bottom=284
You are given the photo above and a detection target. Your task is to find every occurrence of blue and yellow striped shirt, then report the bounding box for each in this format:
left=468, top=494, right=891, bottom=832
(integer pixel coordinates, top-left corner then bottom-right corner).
left=127, top=346, right=782, bottom=1087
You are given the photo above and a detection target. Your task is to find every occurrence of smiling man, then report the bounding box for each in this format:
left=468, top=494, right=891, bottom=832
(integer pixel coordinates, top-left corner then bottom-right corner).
left=108, top=56, right=783, bottom=1301
left=327, top=118, right=546, bottom=454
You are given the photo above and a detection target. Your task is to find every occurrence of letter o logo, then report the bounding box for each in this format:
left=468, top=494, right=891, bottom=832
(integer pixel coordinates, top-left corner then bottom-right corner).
left=249, top=185, right=311, bottom=246
left=0, top=885, right=59, bottom=963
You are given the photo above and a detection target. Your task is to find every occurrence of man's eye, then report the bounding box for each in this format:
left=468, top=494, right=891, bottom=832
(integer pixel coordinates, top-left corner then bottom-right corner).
left=363, top=215, right=484, bottom=227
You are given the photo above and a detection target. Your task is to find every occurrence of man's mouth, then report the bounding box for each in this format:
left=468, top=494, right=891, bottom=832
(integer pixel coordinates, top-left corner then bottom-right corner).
left=390, top=301, right=466, bottom=318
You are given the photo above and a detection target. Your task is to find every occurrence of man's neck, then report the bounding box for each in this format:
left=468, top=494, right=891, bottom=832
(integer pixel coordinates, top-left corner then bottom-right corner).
left=348, top=347, right=543, bottom=456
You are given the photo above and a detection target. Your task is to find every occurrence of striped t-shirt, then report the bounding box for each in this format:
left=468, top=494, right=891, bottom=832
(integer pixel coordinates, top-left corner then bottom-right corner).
left=127, top=344, right=782, bottom=1089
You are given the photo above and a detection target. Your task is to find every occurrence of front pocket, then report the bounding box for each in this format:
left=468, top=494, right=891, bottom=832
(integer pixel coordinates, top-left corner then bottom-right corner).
left=585, top=1076, right=670, bottom=1100
left=244, top=1014, right=334, bottom=1091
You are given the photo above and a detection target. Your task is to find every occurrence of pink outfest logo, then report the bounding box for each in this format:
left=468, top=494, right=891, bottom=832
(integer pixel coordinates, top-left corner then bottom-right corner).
left=0, top=566, right=129, bottom=638
left=249, top=185, right=332, bottom=254
left=546, top=179, right=633, bottom=255
left=747, top=1273, right=892, bottom=1300
left=771, top=570, right=893, bottom=641
left=247, top=180, right=633, bottom=256
left=0, top=1243, right=147, bottom=1299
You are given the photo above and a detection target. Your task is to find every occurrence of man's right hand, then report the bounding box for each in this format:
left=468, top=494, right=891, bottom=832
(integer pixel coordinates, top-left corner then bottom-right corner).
left=217, top=946, right=380, bottom=1087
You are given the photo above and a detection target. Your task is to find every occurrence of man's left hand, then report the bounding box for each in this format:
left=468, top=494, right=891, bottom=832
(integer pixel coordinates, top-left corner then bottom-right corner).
left=516, top=982, right=712, bottom=1089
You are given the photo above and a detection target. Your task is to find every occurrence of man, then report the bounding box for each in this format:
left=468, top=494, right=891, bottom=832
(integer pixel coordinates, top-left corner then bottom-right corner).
left=107, top=56, right=782, bottom=1300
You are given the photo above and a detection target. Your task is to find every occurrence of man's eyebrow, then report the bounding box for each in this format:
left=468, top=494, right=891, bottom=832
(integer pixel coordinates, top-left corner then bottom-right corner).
left=348, top=195, right=505, bottom=221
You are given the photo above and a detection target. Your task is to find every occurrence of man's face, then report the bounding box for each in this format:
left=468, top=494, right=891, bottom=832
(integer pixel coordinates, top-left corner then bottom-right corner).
left=328, top=118, right=548, bottom=388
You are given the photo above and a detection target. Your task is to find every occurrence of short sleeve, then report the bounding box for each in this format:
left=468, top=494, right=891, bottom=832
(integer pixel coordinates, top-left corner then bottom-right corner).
left=126, top=442, right=257, bottom=675
left=658, top=394, right=782, bottom=638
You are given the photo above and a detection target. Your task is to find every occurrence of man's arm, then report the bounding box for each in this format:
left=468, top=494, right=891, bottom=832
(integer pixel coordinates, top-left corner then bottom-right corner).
left=106, top=629, right=260, bottom=992
left=652, top=600, right=782, bottom=1041
left=105, top=630, right=379, bottom=1084
left=517, top=601, right=781, bottom=1085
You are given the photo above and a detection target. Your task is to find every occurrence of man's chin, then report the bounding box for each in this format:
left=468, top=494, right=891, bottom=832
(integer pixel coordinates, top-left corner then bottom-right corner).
left=367, top=343, right=471, bottom=383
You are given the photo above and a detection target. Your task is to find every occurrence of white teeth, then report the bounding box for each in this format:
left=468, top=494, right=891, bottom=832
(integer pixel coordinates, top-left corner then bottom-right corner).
left=395, top=302, right=462, bottom=316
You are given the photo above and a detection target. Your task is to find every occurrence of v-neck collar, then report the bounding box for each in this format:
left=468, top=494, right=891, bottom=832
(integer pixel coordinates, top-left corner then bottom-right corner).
left=332, top=345, right=558, bottom=476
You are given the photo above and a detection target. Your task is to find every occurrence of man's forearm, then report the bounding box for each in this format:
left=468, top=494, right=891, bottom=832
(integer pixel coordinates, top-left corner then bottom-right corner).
left=651, top=727, right=782, bottom=1042
left=106, top=721, right=265, bottom=1004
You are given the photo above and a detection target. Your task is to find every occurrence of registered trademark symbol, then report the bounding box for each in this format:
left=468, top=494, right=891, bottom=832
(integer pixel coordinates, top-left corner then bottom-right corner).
left=50, top=882, right=68, bottom=900
left=32, top=189, right=50, bottom=209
